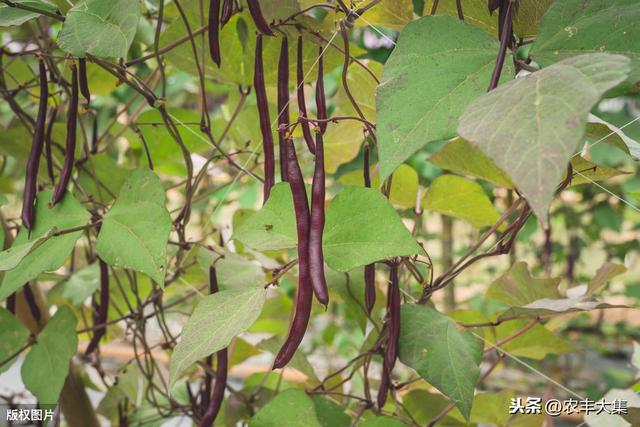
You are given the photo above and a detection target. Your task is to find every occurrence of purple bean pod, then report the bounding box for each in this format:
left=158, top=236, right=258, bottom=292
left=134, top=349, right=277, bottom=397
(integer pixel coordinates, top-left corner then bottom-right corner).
left=220, top=0, right=233, bottom=25
left=22, top=59, right=48, bottom=231
left=52, top=63, right=79, bottom=205
left=296, top=36, right=316, bottom=154
left=273, top=139, right=312, bottom=369
left=309, top=132, right=328, bottom=306
left=78, top=58, right=91, bottom=106
left=315, top=46, right=327, bottom=134
left=254, top=34, right=275, bottom=203
left=277, top=36, right=290, bottom=182
left=199, top=267, right=228, bottom=426
left=208, top=0, right=222, bottom=67
left=247, top=0, right=273, bottom=35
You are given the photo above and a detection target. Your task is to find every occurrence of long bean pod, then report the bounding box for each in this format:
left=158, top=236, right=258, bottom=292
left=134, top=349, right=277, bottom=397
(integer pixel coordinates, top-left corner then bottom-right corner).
left=44, top=106, right=57, bottom=184
left=254, top=34, right=275, bottom=203
left=363, top=144, right=376, bottom=313
left=315, top=47, right=327, bottom=134
left=385, top=263, right=400, bottom=371
left=273, top=140, right=312, bottom=369
left=296, top=36, right=316, bottom=154
left=85, top=259, right=109, bottom=355
left=208, top=0, right=222, bottom=67
left=22, top=59, right=48, bottom=231
left=247, top=0, right=273, bottom=35
left=78, top=58, right=91, bottom=106
left=377, top=364, right=390, bottom=408
left=23, top=284, right=41, bottom=322
left=277, top=36, right=290, bottom=182
left=199, top=267, right=227, bottom=427
left=309, top=132, right=328, bottom=306
left=52, top=63, right=79, bottom=205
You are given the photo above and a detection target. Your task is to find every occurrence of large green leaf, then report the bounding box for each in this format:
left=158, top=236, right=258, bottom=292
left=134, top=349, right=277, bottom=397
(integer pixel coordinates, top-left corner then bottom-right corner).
left=458, top=53, right=631, bottom=223
left=168, top=286, right=267, bottom=389
left=0, top=0, right=56, bottom=27
left=57, top=0, right=141, bottom=58
left=0, top=191, right=90, bottom=302
left=377, top=15, right=512, bottom=180
left=493, top=321, right=574, bottom=360
left=96, top=169, right=172, bottom=285
left=0, top=307, right=30, bottom=373
left=323, top=186, right=422, bottom=272
left=486, top=262, right=562, bottom=307
left=398, top=304, right=483, bottom=420
left=21, top=306, right=78, bottom=404
left=531, top=0, right=640, bottom=91
left=422, top=174, right=501, bottom=228
left=250, top=389, right=322, bottom=427
left=233, top=182, right=297, bottom=252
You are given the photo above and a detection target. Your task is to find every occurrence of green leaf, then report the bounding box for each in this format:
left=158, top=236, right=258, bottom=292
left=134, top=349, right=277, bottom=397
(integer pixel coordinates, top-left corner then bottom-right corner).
left=588, top=262, right=627, bottom=295
left=76, top=154, right=128, bottom=203
left=57, top=0, right=142, bottom=58
left=467, top=391, right=516, bottom=426
left=0, top=0, right=56, bottom=27
left=338, top=164, right=420, bottom=209
left=96, top=169, right=172, bottom=285
left=21, top=306, right=78, bottom=404
left=0, top=228, right=56, bottom=271
left=360, top=416, right=408, bottom=427
left=531, top=0, right=640, bottom=92
left=429, top=138, right=514, bottom=188
left=497, top=285, right=626, bottom=321
left=377, top=15, right=512, bottom=180
left=61, top=263, right=101, bottom=305
left=0, top=191, right=90, bottom=302
left=458, top=53, right=631, bottom=223
left=584, top=389, right=640, bottom=427
left=323, top=186, right=422, bottom=272
left=311, top=396, right=350, bottom=427
left=168, top=286, right=267, bottom=389
left=403, top=389, right=462, bottom=425
left=355, top=0, right=414, bottom=31
left=486, top=262, right=562, bottom=307
left=398, top=304, right=483, bottom=420
left=422, top=174, right=501, bottom=228
left=0, top=307, right=30, bottom=373
left=250, top=389, right=322, bottom=427
left=233, top=182, right=297, bottom=252
left=492, top=321, right=574, bottom=360
left=587, top=116, right=640, bottom=159
left=569, top=156, right=629, bottom=186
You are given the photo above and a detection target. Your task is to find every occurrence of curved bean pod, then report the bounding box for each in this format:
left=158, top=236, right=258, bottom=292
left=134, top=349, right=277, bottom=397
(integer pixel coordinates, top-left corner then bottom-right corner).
left=52, top=63, right=79, bottom=205
left=78, top=58, right=91, bottom=106
left=273, top=140, right=312, bottom=369
left=247, top=0, right=273, bottom=35
left=254, top=34, right=275, bottom=202
left=385, top=263, right=400, bottom=371
left=22, top=59, right=48, bottom=231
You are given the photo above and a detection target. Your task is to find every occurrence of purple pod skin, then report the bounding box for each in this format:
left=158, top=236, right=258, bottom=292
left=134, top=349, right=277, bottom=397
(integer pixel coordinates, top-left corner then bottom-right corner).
left=315, top=47, right=327, bottom=134
left=273, top=140, right=312, bottom=369
left=208, top=0, right=221, bottom=67
left=44, top=106, right=57, bottom=183
left=85, top=259, right=109, bottom=355
left=277, top=36, right=290, bottom=182
left=377, top=364, right=390, bottom=408
left=199, top=267, right=227, bottom=427
left=254, top=35, right=276, bottom=203
left=22, top=59, right=48, bottom=231
left=220, top=0, right=233, bottom=25
left=247, top=0, right=273, bottom=35
left=52, top=63, right=79, bottom=205
left=364, top=264, right=375, bottom=314
left=309, top=132, right=328, bottom=306
left=296, top=36, right=316, bottom=154
left=78, top=58, right=91, bottom=105
left=385, top=264, right=400, bottom=372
